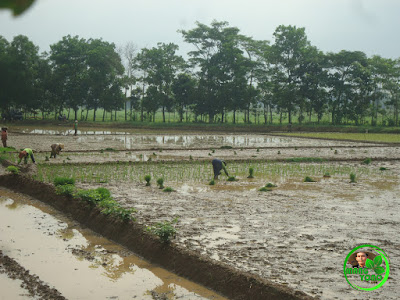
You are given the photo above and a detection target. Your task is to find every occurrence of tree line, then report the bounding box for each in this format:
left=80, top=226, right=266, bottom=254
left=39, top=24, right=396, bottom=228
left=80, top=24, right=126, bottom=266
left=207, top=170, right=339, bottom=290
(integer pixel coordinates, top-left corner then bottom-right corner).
left=1, top=21, right=400, bottom=126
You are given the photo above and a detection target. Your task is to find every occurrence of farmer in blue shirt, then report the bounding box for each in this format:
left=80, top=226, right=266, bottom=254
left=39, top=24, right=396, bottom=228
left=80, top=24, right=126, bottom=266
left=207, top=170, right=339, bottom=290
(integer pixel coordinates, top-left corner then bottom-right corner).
left=212, top=159, right=229, bottom=179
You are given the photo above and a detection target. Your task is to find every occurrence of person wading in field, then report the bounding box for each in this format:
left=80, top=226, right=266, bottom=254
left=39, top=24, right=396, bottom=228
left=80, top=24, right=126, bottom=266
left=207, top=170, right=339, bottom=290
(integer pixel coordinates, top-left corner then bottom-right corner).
left=50, top=143, right=64, bottom=158
left=74, top=120, right=78, bottom=136
left=18, top=148, right=36, bottom=164
left=1, top=127, right=8, bottom=147
left=212, top=158, right=229, bottom=179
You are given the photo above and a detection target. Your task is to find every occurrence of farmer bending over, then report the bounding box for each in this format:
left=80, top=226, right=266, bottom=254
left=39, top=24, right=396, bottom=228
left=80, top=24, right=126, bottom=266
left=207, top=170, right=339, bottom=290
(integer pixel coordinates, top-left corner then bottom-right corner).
left=1, top=127, right=7, bottom=147
left=18, top=148, right=36, bottom=164
left=50, top=143, right=64, bottom=158
left=212, top=158, right=229, bottom=179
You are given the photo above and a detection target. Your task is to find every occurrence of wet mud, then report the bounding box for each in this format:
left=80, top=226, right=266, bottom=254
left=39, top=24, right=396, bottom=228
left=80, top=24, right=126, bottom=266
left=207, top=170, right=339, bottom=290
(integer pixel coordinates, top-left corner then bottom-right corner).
left=1, top=125, right=399, bottom=299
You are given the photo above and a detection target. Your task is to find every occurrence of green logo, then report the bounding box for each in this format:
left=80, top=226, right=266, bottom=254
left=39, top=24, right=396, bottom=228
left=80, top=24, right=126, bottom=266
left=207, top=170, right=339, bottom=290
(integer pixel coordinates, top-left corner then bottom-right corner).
left=344, top=244, right=390, bottom=291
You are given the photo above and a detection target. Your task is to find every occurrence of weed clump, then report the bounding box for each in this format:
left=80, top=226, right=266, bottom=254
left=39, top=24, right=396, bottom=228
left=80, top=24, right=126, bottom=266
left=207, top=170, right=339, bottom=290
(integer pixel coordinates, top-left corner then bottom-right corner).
left=265, top=183, right=277, bottom=188
left=144, top=175, right=151, bottom=186
left=157, top=178, right=164, bottom=189
left=363, top=158, right=372, bottom=165
left=54, top=177, right=75, bottom=186
left=55, top=184, right=75, bottom=197
left=350, top=173, right=357, bottom=183
left=6, top=166, right=19, bottom=175
left=304, top=176, right=316, bottom=182
left=147, top=218, right=178, bottom=243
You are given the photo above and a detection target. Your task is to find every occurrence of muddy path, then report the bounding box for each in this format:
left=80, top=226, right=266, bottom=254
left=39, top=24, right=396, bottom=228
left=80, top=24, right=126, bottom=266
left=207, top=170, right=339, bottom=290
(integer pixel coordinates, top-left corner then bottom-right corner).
left=1, top=126, right=399, bottom=299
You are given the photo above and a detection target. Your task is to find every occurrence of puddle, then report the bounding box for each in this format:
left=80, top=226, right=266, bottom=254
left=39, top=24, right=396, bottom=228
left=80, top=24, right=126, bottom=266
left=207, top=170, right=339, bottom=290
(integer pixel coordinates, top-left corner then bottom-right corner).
left=0, top=188, right=226, bottom=300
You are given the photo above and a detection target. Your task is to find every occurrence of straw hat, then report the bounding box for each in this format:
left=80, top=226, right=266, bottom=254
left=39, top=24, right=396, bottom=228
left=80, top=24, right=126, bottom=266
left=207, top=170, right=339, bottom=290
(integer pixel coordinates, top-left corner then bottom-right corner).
left=347, top=250, right=377, bottom=267
left=19, top=151, right=27, bottom=159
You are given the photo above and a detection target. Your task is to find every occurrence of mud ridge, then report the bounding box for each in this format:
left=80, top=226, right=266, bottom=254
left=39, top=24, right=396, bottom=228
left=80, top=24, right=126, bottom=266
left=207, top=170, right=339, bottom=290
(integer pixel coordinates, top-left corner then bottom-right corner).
left=0, top=250, right=66, bottom=300
left=0, top=173, right=313, bottom=300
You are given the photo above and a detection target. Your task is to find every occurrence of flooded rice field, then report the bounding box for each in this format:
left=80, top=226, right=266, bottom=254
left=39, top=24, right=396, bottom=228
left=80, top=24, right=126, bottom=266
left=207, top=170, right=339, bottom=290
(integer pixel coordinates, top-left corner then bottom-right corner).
left=1, top=125, right=400, bottom=299
left=0, top=188, right=226, bottom=300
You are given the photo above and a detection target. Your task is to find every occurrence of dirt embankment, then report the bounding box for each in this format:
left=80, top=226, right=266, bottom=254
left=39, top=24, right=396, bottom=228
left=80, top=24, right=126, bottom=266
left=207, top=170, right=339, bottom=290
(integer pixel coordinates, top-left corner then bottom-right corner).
left=0, top=172, right=313, bottom=300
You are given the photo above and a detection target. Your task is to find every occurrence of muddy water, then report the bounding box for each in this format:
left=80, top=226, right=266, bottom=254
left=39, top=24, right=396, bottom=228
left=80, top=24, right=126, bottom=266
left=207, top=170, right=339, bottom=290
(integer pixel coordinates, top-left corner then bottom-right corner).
left=0, top=188, right=226, bottom=300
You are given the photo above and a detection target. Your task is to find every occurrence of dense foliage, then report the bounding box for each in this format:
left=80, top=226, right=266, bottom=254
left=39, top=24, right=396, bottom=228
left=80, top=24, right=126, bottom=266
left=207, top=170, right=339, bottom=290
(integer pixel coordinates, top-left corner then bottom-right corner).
left=1, top=21, right=400, bottom=126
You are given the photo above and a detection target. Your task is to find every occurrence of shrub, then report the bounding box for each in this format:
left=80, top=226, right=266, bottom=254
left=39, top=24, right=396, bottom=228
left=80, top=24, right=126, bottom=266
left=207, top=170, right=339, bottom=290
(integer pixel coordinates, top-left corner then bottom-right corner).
left=95, top=187, right=111, bottom=200
left=247, top=167, right=254, bottom=178
left=6, top=166, right=19, bottom=175
left=163, top=187, right=175, bottom=192
left=147, top=218, right=178, bottom=243
left=75, top=189, right=103, bottom=205
left=54, top=177, right=75, bottom=186
left=304, top=176, right=316, bottom=182
left=350, top=173, right=357, bottom=183
left=55, top=184, right=75, bottom=197
left=144, top=175, right=151, bottom=186
left=157, top=178, right=164, bottom=189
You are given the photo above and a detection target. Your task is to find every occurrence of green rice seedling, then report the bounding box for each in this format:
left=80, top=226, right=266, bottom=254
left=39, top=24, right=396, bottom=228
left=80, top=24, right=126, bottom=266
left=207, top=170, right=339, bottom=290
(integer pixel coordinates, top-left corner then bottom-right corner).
left=53, top=177, right=75, bottom=186
left=259, top=187, right=272, bottom=192
left=304, top=176, right=316, bottom=182
left=350, top=173, right=357, bottom=183
left=6, top=166, right=19, bottom=175
left=144, top=175, right=151, bottom=186
left=363, top=158, right=372, bottom=165
left=247, top=167, right=254, bottom=178
left=146, top=218, right=178, bottom=243
left=163, top=187, right=175, bottom=192
left=265, top=183, right=277, bottom=188
left=227, top=176, right=237, bottom=182
left=157, top=178, right=164, bottom=189
left=209, top=179, right=215, bottom=185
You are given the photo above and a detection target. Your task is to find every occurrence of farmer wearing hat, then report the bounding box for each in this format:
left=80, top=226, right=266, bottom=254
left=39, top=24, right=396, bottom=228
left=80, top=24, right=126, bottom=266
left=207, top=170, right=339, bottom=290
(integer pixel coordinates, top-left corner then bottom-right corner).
left=18, top=148, right=35, bottom=164
left=50, top=143, right=64, bottom=158
left=1, top=127, right=8, bottom=147
left=74, top=120, right=78, bottom=136
left=212, top=158, right=229, bottom=179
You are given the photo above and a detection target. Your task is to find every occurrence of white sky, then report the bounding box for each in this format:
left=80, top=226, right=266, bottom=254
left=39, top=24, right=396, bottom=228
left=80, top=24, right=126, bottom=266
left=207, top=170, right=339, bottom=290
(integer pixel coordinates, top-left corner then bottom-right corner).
left=0, top=0, right=399, bottom=59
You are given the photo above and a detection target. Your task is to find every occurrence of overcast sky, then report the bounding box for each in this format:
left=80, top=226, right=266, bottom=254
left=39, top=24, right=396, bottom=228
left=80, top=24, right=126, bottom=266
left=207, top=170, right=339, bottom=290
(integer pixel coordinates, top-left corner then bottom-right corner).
left=1, top=0, right=399, bottom=59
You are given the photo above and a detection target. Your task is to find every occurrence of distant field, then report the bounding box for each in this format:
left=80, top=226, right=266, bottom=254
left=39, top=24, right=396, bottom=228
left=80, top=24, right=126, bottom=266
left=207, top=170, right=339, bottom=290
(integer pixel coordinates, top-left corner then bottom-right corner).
left=278, top=132, right=400, bottom=143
